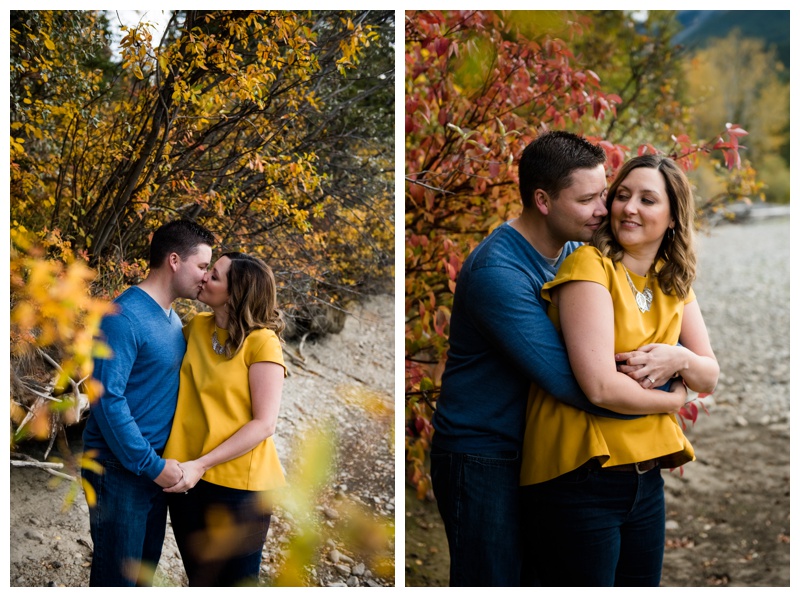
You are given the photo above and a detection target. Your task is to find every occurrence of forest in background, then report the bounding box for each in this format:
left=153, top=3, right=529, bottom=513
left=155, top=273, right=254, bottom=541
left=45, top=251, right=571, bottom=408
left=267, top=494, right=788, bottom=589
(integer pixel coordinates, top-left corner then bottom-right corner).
left=675, top=10, right=790, bottom=72
left=10, top=9, right=395, bottom=447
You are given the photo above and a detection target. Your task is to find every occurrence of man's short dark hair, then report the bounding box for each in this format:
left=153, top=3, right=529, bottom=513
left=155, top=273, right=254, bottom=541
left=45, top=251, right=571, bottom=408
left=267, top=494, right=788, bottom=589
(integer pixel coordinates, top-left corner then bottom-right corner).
left=518, top=131, right=606, bottom=208
left=149, top=220, right=215, bottom=268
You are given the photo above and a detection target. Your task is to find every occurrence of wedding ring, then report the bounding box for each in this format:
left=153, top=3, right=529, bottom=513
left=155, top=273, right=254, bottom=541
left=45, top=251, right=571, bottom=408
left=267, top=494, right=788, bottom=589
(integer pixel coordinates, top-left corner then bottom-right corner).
left=646, top=376, right=655, bottom=384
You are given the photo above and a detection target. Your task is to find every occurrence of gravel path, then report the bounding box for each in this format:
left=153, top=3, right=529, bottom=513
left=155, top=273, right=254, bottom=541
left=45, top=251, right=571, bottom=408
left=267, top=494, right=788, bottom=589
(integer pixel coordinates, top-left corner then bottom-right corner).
left=692, top=217, right=790, bottom=422
left=659, top=216, right=791, bottom=587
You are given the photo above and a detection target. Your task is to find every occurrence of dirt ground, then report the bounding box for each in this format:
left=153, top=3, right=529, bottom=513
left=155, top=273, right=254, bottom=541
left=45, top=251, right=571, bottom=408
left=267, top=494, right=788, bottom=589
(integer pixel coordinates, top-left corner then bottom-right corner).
left=9, top=294, right=395, bottom=588
left=405, top=218, right=790, bottom=587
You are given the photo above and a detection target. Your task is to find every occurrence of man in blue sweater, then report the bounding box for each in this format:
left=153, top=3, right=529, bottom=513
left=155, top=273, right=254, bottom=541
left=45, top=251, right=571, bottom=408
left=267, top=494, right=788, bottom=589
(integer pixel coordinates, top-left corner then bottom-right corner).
left=431, top=132, right=640, bottom=586
left=82, top=220, right=215, bottom=586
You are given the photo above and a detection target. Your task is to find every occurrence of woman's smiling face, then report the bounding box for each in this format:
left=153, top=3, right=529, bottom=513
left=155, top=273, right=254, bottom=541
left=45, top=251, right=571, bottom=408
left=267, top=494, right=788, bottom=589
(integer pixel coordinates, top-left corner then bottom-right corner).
left=198, top=256, right=231, bottom=309
left=610, top=166, right=674, bottom=256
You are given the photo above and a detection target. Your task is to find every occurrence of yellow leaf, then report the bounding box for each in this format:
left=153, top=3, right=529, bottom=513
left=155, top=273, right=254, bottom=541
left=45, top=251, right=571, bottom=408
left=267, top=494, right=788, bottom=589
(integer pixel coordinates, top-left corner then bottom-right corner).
left=44, top=38, right=55, bottom=51
left=91, top=340, right=113, bottom=360
left=133, top=64, right=144, bottom=80
left=81, top=477, right=98, bottom=507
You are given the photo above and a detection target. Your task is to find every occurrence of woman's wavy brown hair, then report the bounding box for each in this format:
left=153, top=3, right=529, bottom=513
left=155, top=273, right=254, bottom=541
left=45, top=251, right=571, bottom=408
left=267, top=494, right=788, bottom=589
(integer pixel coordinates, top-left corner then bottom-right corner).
left=219, top=252, right=285, bottom=358
left=591, top=154, right=696, bottom=299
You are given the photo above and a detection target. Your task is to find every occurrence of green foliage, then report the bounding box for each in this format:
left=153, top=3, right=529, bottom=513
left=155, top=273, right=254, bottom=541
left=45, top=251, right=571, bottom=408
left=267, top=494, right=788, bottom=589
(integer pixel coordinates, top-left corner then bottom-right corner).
left=571, top=10, right=693, bottom=147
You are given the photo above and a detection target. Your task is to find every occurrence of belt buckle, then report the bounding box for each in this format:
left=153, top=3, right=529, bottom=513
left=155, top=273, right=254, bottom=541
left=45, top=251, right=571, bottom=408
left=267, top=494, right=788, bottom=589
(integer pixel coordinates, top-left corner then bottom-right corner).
left=635, top=460, right=654, bottom=474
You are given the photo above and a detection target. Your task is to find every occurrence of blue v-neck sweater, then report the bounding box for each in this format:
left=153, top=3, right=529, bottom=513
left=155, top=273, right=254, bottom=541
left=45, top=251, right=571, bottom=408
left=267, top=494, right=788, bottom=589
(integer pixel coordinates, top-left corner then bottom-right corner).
left=83, top=287, right=186, bottom=480
left=433, top=223, right=638, bottom=454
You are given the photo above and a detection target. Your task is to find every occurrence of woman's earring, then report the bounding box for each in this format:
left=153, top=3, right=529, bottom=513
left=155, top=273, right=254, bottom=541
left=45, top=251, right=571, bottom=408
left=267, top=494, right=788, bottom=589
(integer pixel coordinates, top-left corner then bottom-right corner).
left=667, top=227, right=675, bottom=242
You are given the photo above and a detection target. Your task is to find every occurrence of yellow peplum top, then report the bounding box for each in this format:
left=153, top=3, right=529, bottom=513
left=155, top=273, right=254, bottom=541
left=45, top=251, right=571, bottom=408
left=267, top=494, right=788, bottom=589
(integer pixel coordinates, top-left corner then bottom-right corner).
left=164, top=312, right=287, bottom=492
left=520, top=245, right=696, bottom=486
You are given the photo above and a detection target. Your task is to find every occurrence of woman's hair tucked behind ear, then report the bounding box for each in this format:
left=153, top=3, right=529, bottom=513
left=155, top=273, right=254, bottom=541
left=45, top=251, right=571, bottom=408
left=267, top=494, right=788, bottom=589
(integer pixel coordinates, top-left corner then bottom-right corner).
left=220, top=252, right=285, bottom=358
left=591, top=154, right=697, bottom=299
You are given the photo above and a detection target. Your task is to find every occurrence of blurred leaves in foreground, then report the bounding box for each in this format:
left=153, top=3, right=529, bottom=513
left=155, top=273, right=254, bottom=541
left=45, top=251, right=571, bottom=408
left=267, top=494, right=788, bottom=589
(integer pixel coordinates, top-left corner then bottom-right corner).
left=272, top=423, right=394, bottom=586
left=10, top=229, right=112, bottom=447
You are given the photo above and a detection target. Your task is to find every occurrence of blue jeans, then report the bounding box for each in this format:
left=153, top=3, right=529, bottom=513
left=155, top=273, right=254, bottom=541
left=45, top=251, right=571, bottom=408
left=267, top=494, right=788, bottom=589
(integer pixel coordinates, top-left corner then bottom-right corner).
left=430, top=447, right=524, bottom=586
left=521, top=460, right=666, bottom=586
left=82, top=459, right=168, bottom=587
left=168, top=480, right=271, bottom=587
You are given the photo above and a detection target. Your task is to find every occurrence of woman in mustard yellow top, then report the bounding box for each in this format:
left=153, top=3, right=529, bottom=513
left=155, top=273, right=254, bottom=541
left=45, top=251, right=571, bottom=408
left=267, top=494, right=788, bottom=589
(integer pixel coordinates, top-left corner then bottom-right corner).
left=163, top=252, right=286, bottom=586
left=520, top=155, right=719, bottom=586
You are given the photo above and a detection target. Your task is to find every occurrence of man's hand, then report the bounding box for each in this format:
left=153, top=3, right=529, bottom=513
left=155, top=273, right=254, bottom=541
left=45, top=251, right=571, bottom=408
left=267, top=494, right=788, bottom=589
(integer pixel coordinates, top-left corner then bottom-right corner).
left=153, top=458, right=183, bottom=488
left=163, top=460, right=207, bottom=493
left=664, top=378, right=688, bottom=414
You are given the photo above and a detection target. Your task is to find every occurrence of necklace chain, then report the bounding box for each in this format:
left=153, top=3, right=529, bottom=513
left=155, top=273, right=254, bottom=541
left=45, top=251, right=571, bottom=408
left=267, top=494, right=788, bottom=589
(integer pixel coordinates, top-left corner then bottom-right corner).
left=623, top=265, right=653, bottom=313
left=211, top=328, right=226, bottom=355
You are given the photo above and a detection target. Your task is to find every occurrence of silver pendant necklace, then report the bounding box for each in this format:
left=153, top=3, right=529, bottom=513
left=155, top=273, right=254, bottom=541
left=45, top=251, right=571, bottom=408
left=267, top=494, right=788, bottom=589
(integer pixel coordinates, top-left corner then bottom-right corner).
left=623, top=265, right=653, bottom=313
left=211, top=327, right=226, bottom=355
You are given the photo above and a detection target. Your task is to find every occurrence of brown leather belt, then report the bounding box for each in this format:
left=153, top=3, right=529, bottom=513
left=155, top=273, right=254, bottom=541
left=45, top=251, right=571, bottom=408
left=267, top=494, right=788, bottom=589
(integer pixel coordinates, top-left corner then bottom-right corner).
left=601, top=458, right=660, bottom=474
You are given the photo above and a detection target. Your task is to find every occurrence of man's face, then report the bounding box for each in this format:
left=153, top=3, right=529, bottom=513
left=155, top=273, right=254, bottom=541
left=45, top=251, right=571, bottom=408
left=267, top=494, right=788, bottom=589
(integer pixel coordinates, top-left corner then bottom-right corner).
left=173, top=244, right=212, bottom=299
left=546, top=164, right=608, bottom=244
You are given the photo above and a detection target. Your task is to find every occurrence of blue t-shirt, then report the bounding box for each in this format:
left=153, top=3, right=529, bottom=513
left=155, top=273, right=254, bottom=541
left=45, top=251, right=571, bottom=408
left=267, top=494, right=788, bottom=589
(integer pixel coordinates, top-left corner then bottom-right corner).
left=83, top=287, right=186, bottom=480
left=433, top=222, right=637, bottom=453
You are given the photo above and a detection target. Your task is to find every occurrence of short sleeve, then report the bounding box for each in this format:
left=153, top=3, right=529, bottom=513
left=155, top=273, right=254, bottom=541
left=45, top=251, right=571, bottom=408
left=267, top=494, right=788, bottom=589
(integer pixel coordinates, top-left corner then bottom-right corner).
left=245, top=329, right=286, bottom=374
left=685, top=286, right=696, bottom=305
left=182, top=314, right=196, bottom=340
left=542, top=245, right=610, bottom=304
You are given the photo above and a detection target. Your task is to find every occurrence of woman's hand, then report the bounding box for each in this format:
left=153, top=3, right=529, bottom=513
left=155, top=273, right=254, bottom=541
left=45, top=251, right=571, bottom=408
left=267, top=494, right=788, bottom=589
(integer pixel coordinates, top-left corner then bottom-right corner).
left=617, top=299, right=720, bottom=396
left=162, top=362, right=283, bottom=495
left=615, top=343, right=686, bottom=389
left=162, top=460, right=207, bottom=493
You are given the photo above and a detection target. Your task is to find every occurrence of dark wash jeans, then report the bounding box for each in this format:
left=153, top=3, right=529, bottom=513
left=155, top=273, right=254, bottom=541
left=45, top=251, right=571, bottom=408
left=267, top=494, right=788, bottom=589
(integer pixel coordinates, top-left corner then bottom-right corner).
left=82, top=458, right=168, bottom=587
left=430, top=446, right=525, bottom=586
left=168, top=479, right=272, bottom=587
left=521, top=460, right=666, bottom=587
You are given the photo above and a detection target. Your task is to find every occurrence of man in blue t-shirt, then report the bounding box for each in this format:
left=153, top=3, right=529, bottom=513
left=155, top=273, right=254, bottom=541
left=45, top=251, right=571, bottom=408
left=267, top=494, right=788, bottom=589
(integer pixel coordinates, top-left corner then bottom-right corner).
left=82, top=220, right=215, bottom=586
left=431, top=132, right=640, bottom=586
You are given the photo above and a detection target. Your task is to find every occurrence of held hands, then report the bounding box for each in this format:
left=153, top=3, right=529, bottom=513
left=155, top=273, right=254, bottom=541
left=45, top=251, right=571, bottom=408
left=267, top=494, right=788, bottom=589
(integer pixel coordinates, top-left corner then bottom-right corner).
left=616, top=343, right=686, bottom=389
left=162, top=460, right=207, bottom=493
left=154, top=459, right=183, bottom=488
